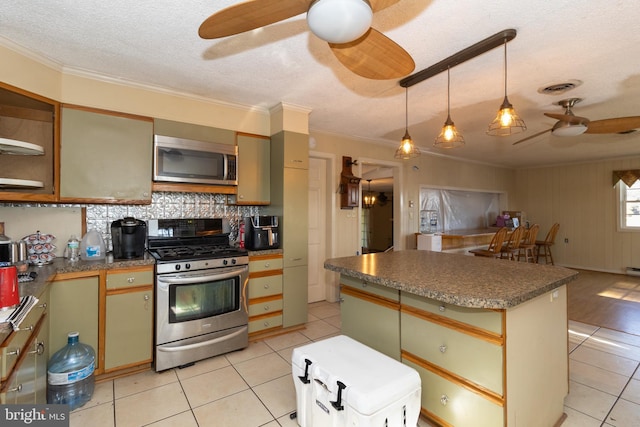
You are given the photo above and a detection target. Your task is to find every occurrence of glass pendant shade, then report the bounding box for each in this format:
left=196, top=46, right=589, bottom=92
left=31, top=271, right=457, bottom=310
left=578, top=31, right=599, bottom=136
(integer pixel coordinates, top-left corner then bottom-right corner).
left=434, top=67, right=465, bottom=148
left=487, top=41, right=526, bottom=136
left=395, top=88, right=421, bottom=159
left=307, top=0, right=372, bottom=44
left=362, top=179, right=376, bottom=209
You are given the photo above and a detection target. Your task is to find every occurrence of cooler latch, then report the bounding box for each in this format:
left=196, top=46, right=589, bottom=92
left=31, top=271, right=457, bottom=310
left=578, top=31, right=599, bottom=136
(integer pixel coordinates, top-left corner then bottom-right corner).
left=298, top=358, right=312, bottom=384
left=330, top=381, right=347, bottom=411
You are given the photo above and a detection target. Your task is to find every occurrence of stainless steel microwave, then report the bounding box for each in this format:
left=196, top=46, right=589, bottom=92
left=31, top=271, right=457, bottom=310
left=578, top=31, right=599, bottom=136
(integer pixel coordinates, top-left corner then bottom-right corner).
left=153, top=135, right=237, bottom=185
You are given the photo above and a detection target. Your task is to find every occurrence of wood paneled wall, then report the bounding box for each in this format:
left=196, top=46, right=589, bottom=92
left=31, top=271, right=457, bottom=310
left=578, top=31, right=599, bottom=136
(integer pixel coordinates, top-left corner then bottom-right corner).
left=513, top=157, right=640, bottom=273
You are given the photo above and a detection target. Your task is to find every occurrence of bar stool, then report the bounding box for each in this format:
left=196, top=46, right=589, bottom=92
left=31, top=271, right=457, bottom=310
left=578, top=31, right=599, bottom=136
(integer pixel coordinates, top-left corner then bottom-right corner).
left=536, top=223, right=560, bottom=265
left=500, top=226, right=525, bottom=261
left=517, top=224, right=540, bottom=263
left=469, top=227, right=508, bottom=258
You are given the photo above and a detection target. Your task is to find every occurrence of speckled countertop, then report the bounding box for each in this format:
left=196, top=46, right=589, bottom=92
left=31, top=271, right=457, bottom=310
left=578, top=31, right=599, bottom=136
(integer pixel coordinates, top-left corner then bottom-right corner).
left=0, top=254, right=155, bottom=345
left=247, top=249, right=283, bottom=257
left=324, top=250, right=578, bottom=309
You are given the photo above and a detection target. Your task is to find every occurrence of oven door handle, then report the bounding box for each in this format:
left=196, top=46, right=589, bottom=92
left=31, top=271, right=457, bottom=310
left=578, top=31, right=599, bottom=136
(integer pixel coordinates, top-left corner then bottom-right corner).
left=157, top=326, right=248, bottom=353
left=157, top=267, right=248, bottom=285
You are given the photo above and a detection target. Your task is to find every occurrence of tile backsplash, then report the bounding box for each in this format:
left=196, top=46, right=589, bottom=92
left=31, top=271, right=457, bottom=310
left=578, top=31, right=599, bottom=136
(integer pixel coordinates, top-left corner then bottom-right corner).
left=1, top=192, right=261, bottom=251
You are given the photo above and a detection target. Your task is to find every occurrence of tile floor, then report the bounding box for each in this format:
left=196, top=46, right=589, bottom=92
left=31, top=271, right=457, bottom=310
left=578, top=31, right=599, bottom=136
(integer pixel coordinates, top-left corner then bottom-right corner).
left=69, top=302, right=640, bottom=427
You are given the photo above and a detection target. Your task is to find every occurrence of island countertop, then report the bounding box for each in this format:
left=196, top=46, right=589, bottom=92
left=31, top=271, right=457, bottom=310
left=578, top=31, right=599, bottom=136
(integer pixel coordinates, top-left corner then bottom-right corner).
left=324, top=250, right=578, bottom=309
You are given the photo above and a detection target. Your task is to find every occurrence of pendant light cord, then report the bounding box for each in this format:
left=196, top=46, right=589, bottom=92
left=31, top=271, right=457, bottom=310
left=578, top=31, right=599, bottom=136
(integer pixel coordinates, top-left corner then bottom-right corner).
left=503, top=40, right=508, bottom=97
left=405, top=87, right=409, bottom=130
left=447, top=66, right=451, bottom=116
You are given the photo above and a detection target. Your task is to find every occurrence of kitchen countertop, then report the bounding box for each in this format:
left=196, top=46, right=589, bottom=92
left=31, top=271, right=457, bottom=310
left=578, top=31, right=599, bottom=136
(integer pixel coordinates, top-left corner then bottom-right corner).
left=324, top=250, right=578, bottom=309
left=0, top=253, right=155, bottom=345
left=247, top=249, right=283, bottom=257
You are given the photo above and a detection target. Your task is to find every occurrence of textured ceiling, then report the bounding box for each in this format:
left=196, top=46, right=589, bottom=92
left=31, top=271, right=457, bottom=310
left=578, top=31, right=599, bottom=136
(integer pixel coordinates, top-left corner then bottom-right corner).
left=1, top=0, right=640, bottom=168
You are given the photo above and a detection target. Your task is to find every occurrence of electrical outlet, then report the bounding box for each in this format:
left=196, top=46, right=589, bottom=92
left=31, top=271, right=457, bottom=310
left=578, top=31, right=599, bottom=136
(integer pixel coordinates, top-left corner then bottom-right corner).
left=564, top=238, right=569, bottom=243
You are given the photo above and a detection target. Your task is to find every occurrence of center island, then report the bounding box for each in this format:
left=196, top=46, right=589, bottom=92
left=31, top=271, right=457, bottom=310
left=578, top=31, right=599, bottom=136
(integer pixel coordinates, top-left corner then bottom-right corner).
left=324, top=250, right=578, bottom=427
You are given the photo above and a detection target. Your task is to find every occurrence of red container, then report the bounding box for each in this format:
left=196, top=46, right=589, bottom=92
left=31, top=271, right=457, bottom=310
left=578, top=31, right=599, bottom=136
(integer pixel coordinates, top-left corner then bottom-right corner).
left=0, top=265, right=19, bottom=311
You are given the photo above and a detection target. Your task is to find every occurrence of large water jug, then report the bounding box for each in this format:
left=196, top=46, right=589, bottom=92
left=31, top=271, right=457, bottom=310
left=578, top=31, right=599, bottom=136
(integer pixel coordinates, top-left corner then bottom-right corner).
left=80, top=229, right=105, bottom=261
left=47, top=332, right=96, bottom=410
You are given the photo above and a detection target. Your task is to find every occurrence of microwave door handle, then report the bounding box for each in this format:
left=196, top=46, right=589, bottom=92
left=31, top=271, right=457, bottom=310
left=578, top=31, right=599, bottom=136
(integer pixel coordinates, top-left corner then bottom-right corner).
left=223, top=153, right=229, bottom=181
left=158, top=267, right=248, bottom=285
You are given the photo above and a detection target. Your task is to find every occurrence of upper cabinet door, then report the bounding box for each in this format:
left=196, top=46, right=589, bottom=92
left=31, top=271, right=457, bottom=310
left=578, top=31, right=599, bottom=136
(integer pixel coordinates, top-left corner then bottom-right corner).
left=60, top=106, right=153, bottom=204
left=236, top=133, right=270, bottom=205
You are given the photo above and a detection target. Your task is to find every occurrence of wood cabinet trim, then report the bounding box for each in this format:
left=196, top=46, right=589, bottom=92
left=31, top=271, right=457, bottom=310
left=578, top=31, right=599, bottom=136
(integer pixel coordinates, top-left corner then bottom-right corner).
left=61, top=104, right=153, bottom=122
left=52, top=270, right=101, bottom=281
left=402, top=350, right=504, bottom=407
left=249, top=254, right=283, bottom=262
left=106, top=265, right=154, bottom=275
left=249, top=294, right=283, bottom=305
left=236, top=132, right=269, bottom=140
left=249, top=310, right=283, bottom=322
left=249, top=269, right=283, bottom=279
left=341, top=285, right=400, bottom=311
left=401, top=304, right=504, bottom=346
left=0, top=314, right=45, bottom=393
left=106, top=284, right=153, bottom=296
left=151, top=182, right=237, bottom=194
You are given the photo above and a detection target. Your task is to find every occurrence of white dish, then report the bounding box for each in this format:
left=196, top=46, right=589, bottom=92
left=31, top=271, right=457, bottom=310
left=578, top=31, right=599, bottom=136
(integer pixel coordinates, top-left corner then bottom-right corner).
left=0, top=137, right=45, bottom=155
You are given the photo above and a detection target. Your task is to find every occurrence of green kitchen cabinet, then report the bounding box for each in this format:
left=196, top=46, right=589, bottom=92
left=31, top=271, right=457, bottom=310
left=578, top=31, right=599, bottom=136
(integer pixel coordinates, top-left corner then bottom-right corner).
left=282, top=265, right=308, bottom=328
left=48, top=275, right=100, bottom=372
left=104, top=266, right=154, bottom=371
left=339, top=275, right=401, bottom=360
left=282, top=167, right=308, bottom=268
left=60, top=106, right=153, bottom=203
left=236, top=134, right=270, bottom=205
left=104, top=290, right=153, bottom=371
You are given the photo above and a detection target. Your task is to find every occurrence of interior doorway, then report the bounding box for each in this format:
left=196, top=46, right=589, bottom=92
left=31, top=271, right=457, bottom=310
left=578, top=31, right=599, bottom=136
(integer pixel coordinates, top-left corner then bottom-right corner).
left=360, top=163, right=395, bottom=253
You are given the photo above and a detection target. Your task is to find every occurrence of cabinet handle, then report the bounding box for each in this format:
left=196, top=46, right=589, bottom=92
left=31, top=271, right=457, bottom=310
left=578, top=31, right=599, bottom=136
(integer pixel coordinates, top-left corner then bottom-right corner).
left=7, top=348, right=20, bottom=357
left=127, top=277, right=135, bottom=283
left=439, top=345, right=447, bottom=353
left=15, top=324, right=33, bottom=332
left=265, top=262, right=270, bottom=268
left=290, top=257, right=303, bottom=261
left=38, top=302, right=47, bottom=309
left=361, top=282, right=368, bottom=288
left=144, top=294, right=150, bottom=301
left=439, top=304, right=446, bottom=312
left=263, top=321, right=270, bottom=327
left=440, top=395, right=449, bottom=406
left=8, top=384, right=23, bottom=394
left=264, top=305, right=270, bottom=311
left=339, top=297, right=344, bottom=303
left=29, top=341, right=45, bottom=356
left=263, top=284, right=270, bottom=289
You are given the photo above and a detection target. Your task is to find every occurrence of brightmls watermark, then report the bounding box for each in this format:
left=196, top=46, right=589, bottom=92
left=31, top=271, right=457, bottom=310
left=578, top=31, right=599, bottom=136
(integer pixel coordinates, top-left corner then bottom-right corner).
left=1, top=405, right=69, bottom=426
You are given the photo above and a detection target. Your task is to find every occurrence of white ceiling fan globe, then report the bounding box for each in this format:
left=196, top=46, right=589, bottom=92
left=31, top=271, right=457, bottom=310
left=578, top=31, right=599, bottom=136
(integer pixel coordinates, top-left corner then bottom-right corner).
left=307, top=0, right=373, bottom=44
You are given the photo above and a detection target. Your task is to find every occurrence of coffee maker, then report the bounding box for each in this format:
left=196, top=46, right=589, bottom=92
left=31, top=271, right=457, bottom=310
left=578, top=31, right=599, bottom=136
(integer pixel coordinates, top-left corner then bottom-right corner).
left=245, top=216, right=279, bottom=250
left=111, top=217, right=147, bottom=259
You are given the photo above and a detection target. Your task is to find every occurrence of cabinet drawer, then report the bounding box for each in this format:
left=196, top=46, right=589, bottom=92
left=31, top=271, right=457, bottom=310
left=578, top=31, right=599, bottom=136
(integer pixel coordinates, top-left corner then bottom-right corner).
left=403, top=358, right=504, bottom=427
left=107, top=267, right=154, bottom=289
left=0, top=300, right=48, bottom=381
left=249, top=275, right=283, bottom=299
left=401, top=312, right=503, bottom=394
left=401, top=291, right=503, bottom=334
left=249, top=298, right=283, bottom=317
left=249, top=257, right=283, bottom=274
left=249, top=313, right=283, bottom=334
left=341, top=275, right=400, bottom=302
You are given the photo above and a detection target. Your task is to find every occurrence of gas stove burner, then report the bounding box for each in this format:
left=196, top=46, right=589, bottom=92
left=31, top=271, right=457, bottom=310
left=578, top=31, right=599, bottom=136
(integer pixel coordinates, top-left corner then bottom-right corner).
left=150, top=245, right=247, bottom=262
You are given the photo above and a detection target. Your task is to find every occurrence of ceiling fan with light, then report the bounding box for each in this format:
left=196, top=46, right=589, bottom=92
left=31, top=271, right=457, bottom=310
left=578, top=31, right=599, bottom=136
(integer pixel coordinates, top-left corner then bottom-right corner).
left=513, top=98, right=640, bottom=145
left=198, top=0, right=415, bottom=79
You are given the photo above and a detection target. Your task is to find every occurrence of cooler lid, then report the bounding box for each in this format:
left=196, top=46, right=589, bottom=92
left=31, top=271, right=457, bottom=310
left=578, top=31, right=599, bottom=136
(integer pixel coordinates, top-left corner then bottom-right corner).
left=292, top=335, right=421, bottom=416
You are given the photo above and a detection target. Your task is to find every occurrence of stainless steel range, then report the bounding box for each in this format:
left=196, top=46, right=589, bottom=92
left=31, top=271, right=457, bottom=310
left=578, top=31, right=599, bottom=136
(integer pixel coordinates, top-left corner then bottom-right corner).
left=148, top=218, right=249, bottom=372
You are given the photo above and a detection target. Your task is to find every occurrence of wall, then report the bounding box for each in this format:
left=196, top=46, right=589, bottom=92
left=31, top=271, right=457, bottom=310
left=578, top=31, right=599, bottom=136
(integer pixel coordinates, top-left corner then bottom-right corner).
left=513, top=156, right=640, bottom=273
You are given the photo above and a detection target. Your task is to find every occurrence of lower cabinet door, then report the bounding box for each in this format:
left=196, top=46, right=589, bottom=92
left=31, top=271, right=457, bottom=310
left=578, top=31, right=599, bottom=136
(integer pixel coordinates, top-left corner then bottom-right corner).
left=403, top=359, right=504, bottom=427
left=249, top=313, right=283, bottom=334
left=105, top=290, right=153, bottom=371
left=340, top=290, right=400, bottom=360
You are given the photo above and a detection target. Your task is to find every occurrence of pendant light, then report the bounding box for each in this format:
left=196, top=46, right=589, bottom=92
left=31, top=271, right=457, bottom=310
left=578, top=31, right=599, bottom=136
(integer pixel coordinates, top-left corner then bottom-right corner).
left=395, top=87, right=421, bottom=159
left=434, top=67, right=465, bottom=148
left=487, top=39, right=526, bottom=136
left=362, top=179, right=376, bottom=209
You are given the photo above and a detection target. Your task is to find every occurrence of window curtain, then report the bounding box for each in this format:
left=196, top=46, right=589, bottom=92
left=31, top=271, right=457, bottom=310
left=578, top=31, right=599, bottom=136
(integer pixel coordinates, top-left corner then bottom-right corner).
left=612, top=170, right=640, bottom=187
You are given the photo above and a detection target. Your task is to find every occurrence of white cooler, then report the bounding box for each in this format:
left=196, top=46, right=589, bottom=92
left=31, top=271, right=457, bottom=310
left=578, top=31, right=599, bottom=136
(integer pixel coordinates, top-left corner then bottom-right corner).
left=292, top=335, right=421, bottom=427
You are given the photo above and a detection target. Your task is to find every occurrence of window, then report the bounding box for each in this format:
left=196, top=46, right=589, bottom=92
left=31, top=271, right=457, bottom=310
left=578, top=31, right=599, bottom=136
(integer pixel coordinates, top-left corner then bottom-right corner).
left=619, top=180, right=640, bottom=230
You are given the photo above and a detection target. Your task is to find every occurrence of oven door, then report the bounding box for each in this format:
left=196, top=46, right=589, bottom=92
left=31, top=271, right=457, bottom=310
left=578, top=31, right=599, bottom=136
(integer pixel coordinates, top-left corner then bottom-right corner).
left=156, top=265, right=248, bottom=346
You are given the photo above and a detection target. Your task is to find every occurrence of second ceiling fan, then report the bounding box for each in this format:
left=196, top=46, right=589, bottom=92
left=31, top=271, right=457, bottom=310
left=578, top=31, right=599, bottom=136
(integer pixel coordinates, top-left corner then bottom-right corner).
left=198, top=0, right=415, bottom=80
left=513, top=98, right=640, bottom=145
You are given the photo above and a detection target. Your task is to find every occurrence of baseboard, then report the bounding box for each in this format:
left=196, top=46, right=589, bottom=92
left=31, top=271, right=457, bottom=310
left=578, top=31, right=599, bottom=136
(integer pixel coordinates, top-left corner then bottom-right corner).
left=626, top=267, right=640, bottom=277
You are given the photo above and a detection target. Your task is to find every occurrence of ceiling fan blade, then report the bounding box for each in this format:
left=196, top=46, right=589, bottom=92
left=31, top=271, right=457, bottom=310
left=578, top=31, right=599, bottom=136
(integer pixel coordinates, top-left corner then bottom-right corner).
left=585, top=116, right=640, bottom=134
left=369, top=0, right=402, bottom=12
left=544, top=112, right=590, bottom=125
left=512, top=128, right=552, bottom=145
left=329, top=28, right=415, bottom=79
left=199, top=0, right=311, bottom=39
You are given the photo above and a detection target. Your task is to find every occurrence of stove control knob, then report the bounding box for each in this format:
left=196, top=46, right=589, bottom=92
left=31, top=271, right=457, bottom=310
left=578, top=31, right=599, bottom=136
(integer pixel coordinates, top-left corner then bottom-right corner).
left=223, top=259, right=228, bottom=266
left=231, top=259, right=237, bottom=265
left=185, top=263, right=191, bottom=270
left=175, top=264, right=181, bottom=271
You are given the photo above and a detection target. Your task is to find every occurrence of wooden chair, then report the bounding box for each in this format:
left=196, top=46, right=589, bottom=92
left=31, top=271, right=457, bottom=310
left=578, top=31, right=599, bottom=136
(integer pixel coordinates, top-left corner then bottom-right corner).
left=517, top=224, right=540, bottom=263
left=469, top=227, right=508, bottom=258
left=500, top=226, right=525, bottom=261
left=536, top=223, right=560, bottom=265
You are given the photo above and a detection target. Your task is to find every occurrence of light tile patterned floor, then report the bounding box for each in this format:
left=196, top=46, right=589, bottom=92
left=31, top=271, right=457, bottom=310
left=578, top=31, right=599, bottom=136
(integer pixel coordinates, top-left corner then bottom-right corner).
left=69, top=304, right=640, bottom=426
